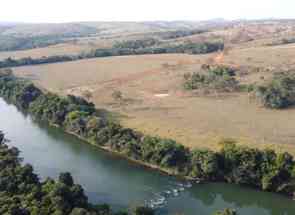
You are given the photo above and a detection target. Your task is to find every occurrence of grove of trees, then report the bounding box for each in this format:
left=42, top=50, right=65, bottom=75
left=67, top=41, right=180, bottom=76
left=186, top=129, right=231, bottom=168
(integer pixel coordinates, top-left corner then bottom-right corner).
left=183, top=66, right=239, bottom=93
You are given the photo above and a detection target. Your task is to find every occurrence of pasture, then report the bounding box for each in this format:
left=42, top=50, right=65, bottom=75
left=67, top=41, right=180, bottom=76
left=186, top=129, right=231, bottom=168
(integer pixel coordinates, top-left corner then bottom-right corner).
left=14, top=43, right=295, bottom=155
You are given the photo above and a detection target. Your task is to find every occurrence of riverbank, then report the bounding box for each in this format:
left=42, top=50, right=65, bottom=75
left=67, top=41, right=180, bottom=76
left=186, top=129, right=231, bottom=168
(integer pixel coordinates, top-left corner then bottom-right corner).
left=61, top=126, right=190, bottom=180
left=2, top=97, right=295, bottom=215
left=1, top=73, right=295, bottom=199
left=0, top=130, right=158, bottom=215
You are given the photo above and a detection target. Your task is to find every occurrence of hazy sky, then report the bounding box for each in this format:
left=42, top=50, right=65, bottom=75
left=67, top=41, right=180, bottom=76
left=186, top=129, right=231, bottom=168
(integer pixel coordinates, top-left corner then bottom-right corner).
left=2, top=0, right=294, bottom=23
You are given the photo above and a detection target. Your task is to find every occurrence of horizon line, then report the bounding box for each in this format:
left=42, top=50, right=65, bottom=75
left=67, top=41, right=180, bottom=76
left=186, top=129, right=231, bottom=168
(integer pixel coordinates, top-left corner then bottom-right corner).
left=1, top=17, right=295, bottom=25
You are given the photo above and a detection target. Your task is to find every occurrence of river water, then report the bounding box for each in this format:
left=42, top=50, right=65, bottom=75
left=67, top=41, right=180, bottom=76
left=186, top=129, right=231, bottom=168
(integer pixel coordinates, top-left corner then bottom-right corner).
left=0, top=98, right=294, bottom=215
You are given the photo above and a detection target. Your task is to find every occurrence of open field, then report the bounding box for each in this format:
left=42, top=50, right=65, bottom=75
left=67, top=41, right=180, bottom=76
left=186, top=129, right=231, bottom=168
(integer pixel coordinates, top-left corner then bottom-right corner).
left=14, top=42, right=295, bottom=155
left=0, top=43, right=92, bottom=60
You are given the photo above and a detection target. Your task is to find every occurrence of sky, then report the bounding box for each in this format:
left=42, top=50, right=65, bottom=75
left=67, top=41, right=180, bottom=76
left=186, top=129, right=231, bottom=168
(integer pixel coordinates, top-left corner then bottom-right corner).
left=1, top=0, right=294, bottom=23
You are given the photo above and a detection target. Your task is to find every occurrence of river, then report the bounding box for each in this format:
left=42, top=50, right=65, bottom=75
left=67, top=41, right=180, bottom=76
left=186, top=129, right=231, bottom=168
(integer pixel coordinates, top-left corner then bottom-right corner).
left=0, top=98, right=294, bottom=215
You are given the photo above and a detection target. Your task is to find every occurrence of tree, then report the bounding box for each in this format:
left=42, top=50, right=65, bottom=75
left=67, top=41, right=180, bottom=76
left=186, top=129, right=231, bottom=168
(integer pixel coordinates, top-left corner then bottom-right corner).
left=59, top=172, right=74, bottom=186
left=190, top=149, right=219, bottom=180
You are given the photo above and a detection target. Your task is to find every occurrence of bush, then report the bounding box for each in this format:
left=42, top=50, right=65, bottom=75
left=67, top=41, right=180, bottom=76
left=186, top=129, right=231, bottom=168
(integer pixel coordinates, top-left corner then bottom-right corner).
left=239, top=84, right=255, bottom=92
left=255, top=73, right=295, bottom=109
left=183, top=66, right=239, bottom=92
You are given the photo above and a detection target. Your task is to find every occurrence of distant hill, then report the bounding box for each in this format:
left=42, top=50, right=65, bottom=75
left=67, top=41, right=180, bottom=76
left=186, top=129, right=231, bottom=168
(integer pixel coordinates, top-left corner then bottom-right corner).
left=0, top=19, right=295, bottom=52
left=0, top=23, right=99, bottom=37
left=0, top=20, right=236, bottom=38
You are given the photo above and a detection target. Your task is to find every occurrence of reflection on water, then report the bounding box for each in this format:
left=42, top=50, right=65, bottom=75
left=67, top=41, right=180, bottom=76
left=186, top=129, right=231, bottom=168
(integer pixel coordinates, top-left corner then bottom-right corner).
left=0, top=98, right=294, bottom=215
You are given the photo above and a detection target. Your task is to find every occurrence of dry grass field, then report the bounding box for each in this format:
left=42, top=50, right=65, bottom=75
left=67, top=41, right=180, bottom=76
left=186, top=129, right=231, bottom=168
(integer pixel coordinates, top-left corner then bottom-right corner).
left=0, top=38, right=118, bottom=60
left=0, top=43, right=92, bottom=60
left=13, top=42, right=295, bottom=155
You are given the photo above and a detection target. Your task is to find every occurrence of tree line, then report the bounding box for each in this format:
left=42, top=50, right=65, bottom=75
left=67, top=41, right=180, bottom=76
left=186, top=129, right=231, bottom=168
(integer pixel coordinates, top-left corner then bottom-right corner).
left=157, top=29, right=208, bottom=40
left=0, top=41, right=224, bottom=69
left=0, top=74, right=294, bottom=200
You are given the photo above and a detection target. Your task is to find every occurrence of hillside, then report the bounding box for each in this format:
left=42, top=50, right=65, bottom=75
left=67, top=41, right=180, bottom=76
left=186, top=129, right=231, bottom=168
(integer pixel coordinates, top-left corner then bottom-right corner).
left=3, top=19, right=295, bottom=155
left=0, top=19, right=295, bottom=56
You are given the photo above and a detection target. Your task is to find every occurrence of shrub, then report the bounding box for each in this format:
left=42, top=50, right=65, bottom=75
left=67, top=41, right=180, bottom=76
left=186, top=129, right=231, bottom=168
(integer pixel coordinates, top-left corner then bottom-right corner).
left=239, top=84, right=255, bottom=92
left=255, top=73, right=295, bottom=109
left=183, top=66, right=239, bottom=92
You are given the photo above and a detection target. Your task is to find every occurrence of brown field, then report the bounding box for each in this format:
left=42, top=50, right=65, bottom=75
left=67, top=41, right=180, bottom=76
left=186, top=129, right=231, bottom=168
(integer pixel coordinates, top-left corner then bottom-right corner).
left=0, top=43, right=93, bottom=60
left=14, top=42, right=295, bottom=155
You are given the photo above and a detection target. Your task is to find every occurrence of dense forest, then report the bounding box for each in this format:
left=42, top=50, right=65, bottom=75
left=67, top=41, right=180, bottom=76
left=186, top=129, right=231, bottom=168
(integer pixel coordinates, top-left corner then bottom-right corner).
left=0, top=73, right=295, bottom=200
left=0, top=41, right=224, bottom=69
